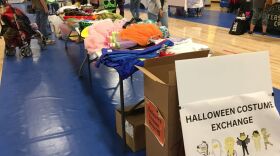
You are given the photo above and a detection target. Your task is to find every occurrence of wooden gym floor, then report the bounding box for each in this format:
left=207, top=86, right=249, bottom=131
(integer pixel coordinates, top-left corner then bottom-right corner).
left=0, top=3, right=279, bottom=88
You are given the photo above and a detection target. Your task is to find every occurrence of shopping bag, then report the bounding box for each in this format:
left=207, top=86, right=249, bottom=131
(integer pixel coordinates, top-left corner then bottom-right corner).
left=229, top=17, right=247, bottom=35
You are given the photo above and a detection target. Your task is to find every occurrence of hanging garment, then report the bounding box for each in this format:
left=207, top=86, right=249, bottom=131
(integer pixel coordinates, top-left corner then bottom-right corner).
left=96, top=40, right=174, bottom=79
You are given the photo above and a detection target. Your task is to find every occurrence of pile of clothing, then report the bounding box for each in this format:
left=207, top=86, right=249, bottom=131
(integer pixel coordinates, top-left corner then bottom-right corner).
left=83, top=19, right=167, bottom=54
left=82, top=18, right=209, bottom=79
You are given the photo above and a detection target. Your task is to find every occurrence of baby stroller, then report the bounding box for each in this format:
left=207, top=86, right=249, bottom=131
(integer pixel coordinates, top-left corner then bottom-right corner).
left=0, top=1, right=46, bottom=57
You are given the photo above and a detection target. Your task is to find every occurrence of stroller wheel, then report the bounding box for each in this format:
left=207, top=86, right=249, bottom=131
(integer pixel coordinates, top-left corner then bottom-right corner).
left=5, top=47, right=16, bottom=56
left=38, top=38, right=47, bottom=49
left=34, top=30, right=46, bottom=49
left=20, top=46, right=32, bottom=57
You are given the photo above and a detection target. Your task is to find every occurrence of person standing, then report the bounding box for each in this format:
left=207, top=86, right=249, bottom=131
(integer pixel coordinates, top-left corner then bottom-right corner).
left=32, top=0, right=55, bottom=44
left=249, top=0, right=272, bottom=35
left=116, top=0, right=124, bottom=16
left=147, top=0, right=168, bottom=27
left=130, top=0, right=141, bottom=19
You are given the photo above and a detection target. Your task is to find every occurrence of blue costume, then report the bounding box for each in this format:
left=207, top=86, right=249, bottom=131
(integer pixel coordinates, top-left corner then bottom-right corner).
left=96, top=40, right=174, bottom=79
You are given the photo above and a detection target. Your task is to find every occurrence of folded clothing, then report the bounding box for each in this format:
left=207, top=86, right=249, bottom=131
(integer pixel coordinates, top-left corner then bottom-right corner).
left=167, top=38, right=209, bottom=54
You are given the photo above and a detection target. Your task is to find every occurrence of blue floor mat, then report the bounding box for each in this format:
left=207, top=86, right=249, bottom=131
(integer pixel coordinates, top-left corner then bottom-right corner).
left=0, top=3, right=279, bottom=156
left=170, top=10, right=236, bottom=28
left=0, top=37, right=145, bottom=156
left=170, top=9, right=280, bottom=38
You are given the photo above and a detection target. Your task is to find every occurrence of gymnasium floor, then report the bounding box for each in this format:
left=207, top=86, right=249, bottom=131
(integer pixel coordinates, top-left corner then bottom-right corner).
left=0, top=3, right=280, bottom=156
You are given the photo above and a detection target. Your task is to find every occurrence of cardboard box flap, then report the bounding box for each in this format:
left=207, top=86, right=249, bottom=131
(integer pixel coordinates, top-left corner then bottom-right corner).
left=144, top=50, right=209, bottom=68
left=168, top=70, right=176, bottom=85
left=116, top=100, right=145, bottom=115
left=139, top=50, right=209, bottom=85
left=136, top=66, right=167, bottom=85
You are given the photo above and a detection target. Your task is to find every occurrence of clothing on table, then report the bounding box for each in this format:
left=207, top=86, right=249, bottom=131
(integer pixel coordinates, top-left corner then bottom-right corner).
left=120, top=23, right=163, bottom=46
left=96, top=40, right=174, bottom=79
left=166, top=38, right=209, bottom=54
left=57, top=5, right=78, bottom=14
left=108, top=32, right=138, bottom=49
left=96, top=12, right=123, bottom=21
left=84, top=19, right=127, bottom=54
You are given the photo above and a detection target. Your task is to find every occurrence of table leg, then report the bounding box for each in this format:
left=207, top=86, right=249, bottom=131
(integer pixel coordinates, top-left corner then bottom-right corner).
left=87, top=54, right=92, bottom=88
left=119, top=76, right=127, bottom=150
left=78, top=54, right=88, bottom=78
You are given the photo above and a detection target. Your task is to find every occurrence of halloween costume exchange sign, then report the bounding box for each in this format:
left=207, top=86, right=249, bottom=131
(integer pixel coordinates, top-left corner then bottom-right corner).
left=180, top=92, right=280, bottom=156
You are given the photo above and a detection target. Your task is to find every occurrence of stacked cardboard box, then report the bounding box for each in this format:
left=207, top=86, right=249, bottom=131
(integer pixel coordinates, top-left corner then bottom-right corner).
left=137, top=51, right=209, bottom=156
left=115, top=102, right=146, bottom=152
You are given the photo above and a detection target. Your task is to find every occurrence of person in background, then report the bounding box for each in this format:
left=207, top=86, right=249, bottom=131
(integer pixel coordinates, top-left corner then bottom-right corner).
left=81, top=0, right=88, bottom=4
left=238, top=0, right=252, bottom=16
left=130, top=0, right=141, bottom=20
left=229, top=0, right=241, bottom=13
left=72, top=0, right=87, bottom=5
left=147, top=0, right=168, bottom=27
left=116, top=0, right=124, bottom=16
left=249, top=0, right=272, bottom=35
left=90, top=0, right=99, bottom=8
left=32, top=0, right=55, bottom=44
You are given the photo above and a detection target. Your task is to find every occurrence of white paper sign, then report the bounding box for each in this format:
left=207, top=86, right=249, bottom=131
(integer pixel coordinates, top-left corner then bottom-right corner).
left=175, top=52, right=273, bottom=107
left=175, top=52, right=280, bottom=156
left=180, top=92, right=280, bottom=156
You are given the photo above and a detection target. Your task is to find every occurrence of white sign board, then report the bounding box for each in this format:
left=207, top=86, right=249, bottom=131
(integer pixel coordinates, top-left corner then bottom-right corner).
left=175, top=52, right=280, bottom=156
left=179, top=92, right=280, bottom=156
left=175, top=52, right=273, bottom=106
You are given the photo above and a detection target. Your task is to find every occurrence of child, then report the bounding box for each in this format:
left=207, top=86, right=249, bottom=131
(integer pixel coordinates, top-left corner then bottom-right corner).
left=147, top=0, right=168, bottom=27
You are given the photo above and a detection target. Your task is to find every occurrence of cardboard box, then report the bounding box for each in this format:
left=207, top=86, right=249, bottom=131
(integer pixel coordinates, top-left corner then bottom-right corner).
left=137, top=51, right=209, bottom=156
left=115, top=102, right=146, bottom=152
